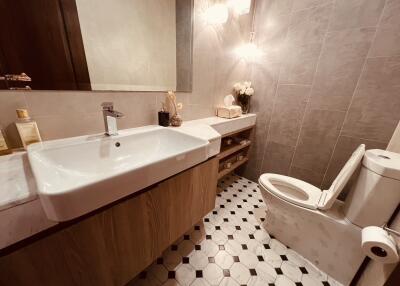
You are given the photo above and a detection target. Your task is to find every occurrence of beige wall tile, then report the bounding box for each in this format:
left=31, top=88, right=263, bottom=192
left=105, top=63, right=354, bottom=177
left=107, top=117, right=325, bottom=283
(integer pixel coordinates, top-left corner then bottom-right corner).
left=268, top=84, right=310, bottom=147
left=328, top=0, right=386, bottom=31
left=113, top=93, right=158, bottom=129
left=25, top=91, right=95, bottom=117
left=341, top=56, right=400, bottom=142
left=260, top=141, right=295, bottom=175
left=309, top=27, right=376, bottom=111
left=292, top=109, right=345, bottom=172
left=181, top=104, right=214, bottom=121
left=288, top=166, right=324, bottom=187
left=214, top=54, right=252, bottom=106
left=34, top=113, right=104, bottom=141
left=189, top=51, right=218, bottom=106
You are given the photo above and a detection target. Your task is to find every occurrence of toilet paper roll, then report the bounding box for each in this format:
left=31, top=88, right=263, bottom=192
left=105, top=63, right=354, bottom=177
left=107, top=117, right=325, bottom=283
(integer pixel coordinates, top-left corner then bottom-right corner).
left=361, top=226, right=399, bottom=264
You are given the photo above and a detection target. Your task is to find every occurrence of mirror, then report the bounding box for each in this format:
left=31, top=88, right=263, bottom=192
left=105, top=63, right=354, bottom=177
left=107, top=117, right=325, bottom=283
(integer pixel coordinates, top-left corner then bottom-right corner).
left=0, top=0, right=193, bottom=92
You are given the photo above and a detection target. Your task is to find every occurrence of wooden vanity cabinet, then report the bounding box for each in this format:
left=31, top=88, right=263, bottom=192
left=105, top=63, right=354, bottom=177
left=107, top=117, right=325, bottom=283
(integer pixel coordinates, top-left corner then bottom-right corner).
left=0, top=158, right=218, bottom=286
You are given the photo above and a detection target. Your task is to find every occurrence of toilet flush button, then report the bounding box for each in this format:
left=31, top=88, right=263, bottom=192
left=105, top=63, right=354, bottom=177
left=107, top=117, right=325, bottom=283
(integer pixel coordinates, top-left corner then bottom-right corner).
left=378, top=155, right=390, bottom=160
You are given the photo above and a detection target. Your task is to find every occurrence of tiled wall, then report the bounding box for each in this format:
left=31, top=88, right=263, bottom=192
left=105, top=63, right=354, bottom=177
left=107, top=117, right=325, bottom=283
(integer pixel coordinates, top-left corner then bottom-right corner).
left=0, top=0, right=252, bottom=148
left=244, top=0, right=400, bottom=194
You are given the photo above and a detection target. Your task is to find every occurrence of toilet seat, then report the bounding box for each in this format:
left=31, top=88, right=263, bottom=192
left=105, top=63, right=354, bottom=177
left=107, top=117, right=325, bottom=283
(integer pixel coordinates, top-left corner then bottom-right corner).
left=259, top=174, right=322, bottom=210
left=259, top=144, right=366, bottom=211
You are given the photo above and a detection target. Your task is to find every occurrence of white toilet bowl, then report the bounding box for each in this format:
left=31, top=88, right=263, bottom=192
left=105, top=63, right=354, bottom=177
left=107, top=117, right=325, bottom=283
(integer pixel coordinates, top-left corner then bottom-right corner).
left=258, top=145, right=366, bottom=285
left=259, top=174, right=322, bottom=210
left=258, top=144, right=400, bottom=285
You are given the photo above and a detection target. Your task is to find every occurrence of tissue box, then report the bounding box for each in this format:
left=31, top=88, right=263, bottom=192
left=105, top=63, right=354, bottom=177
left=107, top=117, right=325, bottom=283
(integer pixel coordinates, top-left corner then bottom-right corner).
left=216, top=105, right=242, bottom=119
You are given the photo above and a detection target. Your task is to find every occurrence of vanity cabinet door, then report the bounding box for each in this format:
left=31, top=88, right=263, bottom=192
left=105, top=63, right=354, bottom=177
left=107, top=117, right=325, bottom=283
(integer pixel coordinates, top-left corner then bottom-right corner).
left=156, top=157, right=218, bottom=245
left=191, top=157, right=218, bottom=224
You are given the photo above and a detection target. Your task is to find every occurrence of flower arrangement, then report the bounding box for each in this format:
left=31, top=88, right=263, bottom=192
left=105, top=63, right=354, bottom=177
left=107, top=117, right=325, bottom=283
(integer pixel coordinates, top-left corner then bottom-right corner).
left=233, top=81, right=253, bottom=113
left=233, top=81, right=254, bottom=96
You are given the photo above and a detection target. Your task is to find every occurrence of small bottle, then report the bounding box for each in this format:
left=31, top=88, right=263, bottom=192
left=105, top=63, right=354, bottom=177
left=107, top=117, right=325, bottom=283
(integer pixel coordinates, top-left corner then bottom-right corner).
left=158, top=103, right=170, bottom=127
left=15, top=109, right=42, bottom=149
left=0, top=126, right=12, bottom=156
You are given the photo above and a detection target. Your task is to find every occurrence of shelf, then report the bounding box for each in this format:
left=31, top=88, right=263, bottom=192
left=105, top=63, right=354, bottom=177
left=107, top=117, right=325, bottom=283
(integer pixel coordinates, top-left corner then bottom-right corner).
left=218, top=158, right=249, bottom=179
left=217, top=141, right=251, bottom=161
left=221, top=125, right=255, bottom=138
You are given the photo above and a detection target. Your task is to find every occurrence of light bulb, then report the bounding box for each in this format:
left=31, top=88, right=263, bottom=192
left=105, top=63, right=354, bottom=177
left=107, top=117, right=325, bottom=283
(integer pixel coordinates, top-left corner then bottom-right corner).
left=235, top=42, right=262, bottom=61
left=204, top=4, right=229, bottom=25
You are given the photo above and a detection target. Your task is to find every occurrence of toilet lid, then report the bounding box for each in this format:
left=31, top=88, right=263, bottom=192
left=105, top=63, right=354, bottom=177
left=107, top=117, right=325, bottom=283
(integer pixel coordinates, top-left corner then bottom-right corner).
left=318, top=144, right=365, bottom=210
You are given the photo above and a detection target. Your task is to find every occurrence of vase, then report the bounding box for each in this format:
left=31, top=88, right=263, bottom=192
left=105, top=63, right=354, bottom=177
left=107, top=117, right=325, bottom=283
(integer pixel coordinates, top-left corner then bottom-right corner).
left=170, top=113, right=182, bottom=127
left=237, top=94, right=251, bottom=114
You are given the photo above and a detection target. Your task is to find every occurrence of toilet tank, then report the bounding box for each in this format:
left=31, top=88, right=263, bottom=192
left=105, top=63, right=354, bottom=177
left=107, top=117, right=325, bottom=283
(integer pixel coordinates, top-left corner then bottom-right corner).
left=343, top=149, right=400, bottom=228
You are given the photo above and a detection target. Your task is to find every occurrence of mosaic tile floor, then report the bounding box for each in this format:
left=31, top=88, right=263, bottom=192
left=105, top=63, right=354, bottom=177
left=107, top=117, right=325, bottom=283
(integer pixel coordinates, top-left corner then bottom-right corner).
left=128, top=174, right=342, bottom=286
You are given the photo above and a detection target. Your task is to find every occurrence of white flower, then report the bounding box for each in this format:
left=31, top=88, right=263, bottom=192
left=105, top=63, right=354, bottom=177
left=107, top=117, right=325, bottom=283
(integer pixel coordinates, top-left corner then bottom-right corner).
left=240, top=87, right=246, bottom=95
left=245, top=87, right=254, bottom=96
left=233, top=83, right=242, bottom=92
left=244, top=81, right=251, bottom=88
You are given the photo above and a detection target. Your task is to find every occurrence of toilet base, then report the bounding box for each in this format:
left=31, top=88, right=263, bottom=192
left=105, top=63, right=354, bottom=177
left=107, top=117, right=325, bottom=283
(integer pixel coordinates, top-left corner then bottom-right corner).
left=261, top=190, right=365, bottom=286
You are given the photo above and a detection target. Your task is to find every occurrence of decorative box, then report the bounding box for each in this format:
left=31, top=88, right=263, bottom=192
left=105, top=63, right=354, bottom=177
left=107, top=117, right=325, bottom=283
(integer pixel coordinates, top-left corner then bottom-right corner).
left=216, top=105, right=242, bottom=119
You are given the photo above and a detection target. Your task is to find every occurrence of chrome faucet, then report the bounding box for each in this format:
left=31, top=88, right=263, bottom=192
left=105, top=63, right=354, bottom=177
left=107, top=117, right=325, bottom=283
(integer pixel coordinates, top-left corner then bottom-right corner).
left=101, top=102, right=124, bottom=136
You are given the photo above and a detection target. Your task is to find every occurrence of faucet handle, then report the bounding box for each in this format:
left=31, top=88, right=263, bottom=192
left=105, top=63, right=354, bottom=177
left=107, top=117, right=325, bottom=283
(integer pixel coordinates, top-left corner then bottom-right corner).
left=101, top=102, right=114, bottom=111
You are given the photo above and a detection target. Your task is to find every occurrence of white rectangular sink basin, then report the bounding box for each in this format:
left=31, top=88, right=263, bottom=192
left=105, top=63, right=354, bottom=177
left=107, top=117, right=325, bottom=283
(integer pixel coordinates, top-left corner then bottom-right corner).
left=28, top=126, right=209, bottom=221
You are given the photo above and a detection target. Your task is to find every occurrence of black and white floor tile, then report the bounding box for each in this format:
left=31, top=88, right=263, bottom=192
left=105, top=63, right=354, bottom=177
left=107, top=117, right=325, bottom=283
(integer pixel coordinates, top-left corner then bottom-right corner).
left=128, top=174, right=343, bottom=286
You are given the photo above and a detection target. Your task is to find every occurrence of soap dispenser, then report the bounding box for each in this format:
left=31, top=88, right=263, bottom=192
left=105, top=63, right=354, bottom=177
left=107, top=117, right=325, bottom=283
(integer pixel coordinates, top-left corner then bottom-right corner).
left=15, top=109, right=42, bottom=149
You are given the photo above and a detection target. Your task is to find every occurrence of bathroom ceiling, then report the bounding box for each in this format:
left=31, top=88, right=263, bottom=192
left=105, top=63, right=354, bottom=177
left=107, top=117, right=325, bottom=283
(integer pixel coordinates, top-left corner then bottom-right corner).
left=0, top=0, right=193, bottom=92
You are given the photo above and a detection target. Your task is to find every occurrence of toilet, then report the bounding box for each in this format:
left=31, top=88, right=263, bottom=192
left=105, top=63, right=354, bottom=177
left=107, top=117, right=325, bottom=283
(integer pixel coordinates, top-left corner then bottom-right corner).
left=258, top=145, right=400, bottom=285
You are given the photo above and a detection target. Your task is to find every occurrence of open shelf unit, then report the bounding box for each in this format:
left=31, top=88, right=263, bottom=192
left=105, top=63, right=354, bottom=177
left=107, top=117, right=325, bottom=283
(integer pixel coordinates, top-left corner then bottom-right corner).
left=216, top=125, right=254, bottom=182
left=218, top=157, right=249, bottom=179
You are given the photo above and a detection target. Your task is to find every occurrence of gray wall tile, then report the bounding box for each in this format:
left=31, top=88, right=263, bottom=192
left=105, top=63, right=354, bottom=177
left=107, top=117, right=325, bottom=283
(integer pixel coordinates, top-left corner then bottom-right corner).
left=279, top=43, right=322, bottom=85
left=369, top=0, right=400, bottom=57
left=289, top=166, right=324, bottom=187
left=268, top=84, right=310, bottom=147
left=309, top=27, right=376, bottom=111
left=260, top=141, right=295, bottom=175
left=328, top=0, right=386, bottom=31
left=292, top=109, right=345, bottom=172
left=287, top=4, right=332, bottom=45
left=246, top=0, right=400, bottom=190
left=341, top=56, right=400, bottom=142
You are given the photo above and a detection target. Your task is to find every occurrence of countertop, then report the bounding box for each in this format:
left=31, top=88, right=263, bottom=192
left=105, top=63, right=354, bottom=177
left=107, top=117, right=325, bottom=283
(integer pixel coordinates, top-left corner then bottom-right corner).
left=0, top=152, right=38, bottom=211
left=0, top=114, right=256, bottom=249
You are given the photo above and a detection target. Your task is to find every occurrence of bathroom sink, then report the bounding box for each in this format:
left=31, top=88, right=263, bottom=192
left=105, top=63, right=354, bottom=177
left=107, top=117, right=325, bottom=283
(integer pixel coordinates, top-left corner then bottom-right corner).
left=28, top=126, right=209, bottom=221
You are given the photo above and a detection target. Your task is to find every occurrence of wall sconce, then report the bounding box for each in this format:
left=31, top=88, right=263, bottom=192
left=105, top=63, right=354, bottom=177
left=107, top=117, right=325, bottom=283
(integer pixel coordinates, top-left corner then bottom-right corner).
left=229, top=0, right=252, bottom=15
left=204, top=4, right=229, bottom=25
left=235, top=32, right=262, bottom=61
